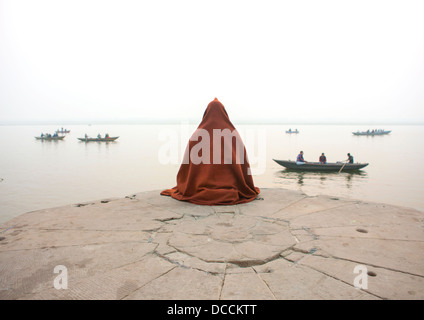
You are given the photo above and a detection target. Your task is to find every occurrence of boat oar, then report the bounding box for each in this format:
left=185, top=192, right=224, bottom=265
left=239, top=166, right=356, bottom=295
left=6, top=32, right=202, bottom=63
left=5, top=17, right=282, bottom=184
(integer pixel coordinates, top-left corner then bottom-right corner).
left=338, top=162, right=347, bottom=173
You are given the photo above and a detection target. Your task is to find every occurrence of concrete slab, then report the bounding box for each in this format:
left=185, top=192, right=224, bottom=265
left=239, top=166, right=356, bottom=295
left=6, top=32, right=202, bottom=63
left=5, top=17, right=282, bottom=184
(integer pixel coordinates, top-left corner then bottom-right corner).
left=220, top=272, right=276, bottom=300
left=0, top=188, right=423, bottom=299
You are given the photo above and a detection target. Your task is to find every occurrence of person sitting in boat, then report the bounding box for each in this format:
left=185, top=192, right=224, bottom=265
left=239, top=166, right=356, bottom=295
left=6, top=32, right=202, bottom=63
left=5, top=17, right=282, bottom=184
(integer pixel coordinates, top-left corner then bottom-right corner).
left=346, top=153, right=354, bottom=163
left=296, top=151, right=307, bottom=164
left=41, top=133, right=44, bottom=137
left=319, top=153, right=327, bottom=164
left=97, top=133, right=101, bottom=139
left=105, top=133, right=109, bottom=138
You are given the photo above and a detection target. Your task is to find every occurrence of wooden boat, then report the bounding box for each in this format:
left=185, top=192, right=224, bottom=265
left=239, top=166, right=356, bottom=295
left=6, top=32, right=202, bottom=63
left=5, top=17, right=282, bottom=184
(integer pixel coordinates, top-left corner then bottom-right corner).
left=35, top=136, right=65, bottom=141
left=273, top=159, right=368, bottom=171
left=352, top=130, right=391, bottom=136
left=286, top=129, right=299, bottom=134
left=77, top=136, right=119, bottom=142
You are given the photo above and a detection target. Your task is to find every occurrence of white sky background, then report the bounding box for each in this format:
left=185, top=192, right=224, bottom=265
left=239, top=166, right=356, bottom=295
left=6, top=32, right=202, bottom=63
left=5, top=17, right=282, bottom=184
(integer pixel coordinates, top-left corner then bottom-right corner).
left=0, top=0, right=423, bottom=124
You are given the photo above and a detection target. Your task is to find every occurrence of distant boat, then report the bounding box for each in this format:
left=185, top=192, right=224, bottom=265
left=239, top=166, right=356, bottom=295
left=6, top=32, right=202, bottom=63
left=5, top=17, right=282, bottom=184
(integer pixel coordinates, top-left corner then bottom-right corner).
left=286, top=129, right=299, bottom=134
left=35, top=136, right=65, bottom=141
left=273, top=159, right=368, bottom=171
left=56, top=129, right=70, bottom=134
left=352, top=130, right=391, bottom=136
left=77, top=136, right=119, bottom=142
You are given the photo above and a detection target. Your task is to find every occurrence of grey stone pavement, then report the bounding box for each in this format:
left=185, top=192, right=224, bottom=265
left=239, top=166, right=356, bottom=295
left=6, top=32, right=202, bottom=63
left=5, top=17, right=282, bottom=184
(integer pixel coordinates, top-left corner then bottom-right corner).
left=0, top=188, right=423, bottom=300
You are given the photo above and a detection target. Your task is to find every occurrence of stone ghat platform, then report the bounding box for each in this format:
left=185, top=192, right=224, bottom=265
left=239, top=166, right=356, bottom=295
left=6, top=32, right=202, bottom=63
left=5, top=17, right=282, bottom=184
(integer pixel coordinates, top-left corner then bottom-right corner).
left=0, top=188, right=423, bottom=300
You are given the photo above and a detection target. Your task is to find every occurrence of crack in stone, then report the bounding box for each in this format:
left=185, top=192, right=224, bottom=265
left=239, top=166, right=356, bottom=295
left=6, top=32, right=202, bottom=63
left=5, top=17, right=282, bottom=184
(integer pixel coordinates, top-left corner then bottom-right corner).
left=154, top=251, right=192, bottom=270
left=266, top=196, right=309, bottom=217
left=74, top=203, right=95, bottom=207
left=218, top=264, right=228, bottom=300
left=119, top=265, right=178, bottom=300
left=286, top=202, right=358, bottom=219
left=252, top=267, right=277, bottom=300
left=291, top=246, right=324, bottom=256
left=153, top=216, right=184, bottom=223
left=161, top=241, right=224, bottom=270
left=301, top=226, right=319, bottom=240
left=298, top=263, right=384, bottom=300
left=0, top=226, right=15, bottom=234
left=285, top=220, right=301, bottom=246
left=227, top=252, right=283, bottom=268
left=290, top=245, right=424, bottom=280
left=212, top=207, right=237, bottom=214
left=314, top=234, right=424, bottom=243
left=268, top=196, right=358, bottom=222
left=324, top=255, right=424, bottom=279
left=162, top=236, right=293, bottom=269
left=153, top=249, right=224, bottom=277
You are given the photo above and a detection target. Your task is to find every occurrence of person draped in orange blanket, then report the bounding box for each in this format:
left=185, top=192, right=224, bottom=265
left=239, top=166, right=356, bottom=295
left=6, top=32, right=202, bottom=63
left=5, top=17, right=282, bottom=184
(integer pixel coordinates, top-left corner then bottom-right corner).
left=160, top=98, right=260, bottom=205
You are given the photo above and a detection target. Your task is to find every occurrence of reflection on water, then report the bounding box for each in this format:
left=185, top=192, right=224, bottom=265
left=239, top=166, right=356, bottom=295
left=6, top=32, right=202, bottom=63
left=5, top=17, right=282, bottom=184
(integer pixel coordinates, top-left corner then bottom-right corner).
left=36, top=139, right=62, bottom=143
left=274, top=169, right=368, bottom=195
left=79, top=140, right=118, bottom=151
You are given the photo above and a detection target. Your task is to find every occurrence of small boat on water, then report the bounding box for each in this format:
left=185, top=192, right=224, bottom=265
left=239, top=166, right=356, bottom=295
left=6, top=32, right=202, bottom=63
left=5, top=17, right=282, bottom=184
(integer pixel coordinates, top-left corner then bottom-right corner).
left=273, top=159, right=368, bottom=171
left=353, top=130, right=391, bottom=136
left=56, top=129, right=70, bottom=134
left=35, top=136, right=65, bottom=141
left=286, top=129, right=299, bottom=134
left=77, top=136, right=119, bottom=142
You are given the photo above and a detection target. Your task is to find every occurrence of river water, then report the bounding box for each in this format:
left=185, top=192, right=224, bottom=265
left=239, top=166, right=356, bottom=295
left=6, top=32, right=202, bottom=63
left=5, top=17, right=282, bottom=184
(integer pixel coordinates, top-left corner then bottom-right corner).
left=0, top=123, right=423, bottom=223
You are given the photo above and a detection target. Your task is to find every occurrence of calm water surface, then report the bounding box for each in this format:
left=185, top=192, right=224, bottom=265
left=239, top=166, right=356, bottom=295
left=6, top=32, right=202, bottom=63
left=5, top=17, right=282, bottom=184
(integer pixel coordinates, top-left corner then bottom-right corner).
left=0, top=124, right=423, bottom=223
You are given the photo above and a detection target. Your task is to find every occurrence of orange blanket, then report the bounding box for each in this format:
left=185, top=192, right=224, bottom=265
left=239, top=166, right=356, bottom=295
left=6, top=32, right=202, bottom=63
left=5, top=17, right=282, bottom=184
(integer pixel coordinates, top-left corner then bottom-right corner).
left=160, top=98, right=260, bottom=205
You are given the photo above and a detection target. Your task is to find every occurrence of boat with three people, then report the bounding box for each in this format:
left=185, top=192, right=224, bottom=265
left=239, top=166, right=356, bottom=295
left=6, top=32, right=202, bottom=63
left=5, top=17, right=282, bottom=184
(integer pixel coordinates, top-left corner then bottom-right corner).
left=78, top=134, right=119, bottom=142
left=273, top=159, right=368, bottom=171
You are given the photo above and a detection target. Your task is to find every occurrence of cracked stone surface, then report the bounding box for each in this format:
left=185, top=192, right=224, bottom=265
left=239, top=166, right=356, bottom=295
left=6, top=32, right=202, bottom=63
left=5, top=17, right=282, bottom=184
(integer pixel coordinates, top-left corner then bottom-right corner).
left=0, top=188, right=423, bottom=300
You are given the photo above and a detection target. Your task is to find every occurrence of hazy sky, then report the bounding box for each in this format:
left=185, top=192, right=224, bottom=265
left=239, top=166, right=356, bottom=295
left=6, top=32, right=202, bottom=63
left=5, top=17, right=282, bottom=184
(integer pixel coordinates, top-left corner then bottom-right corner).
left=1, top=0, right=423, bottom=124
